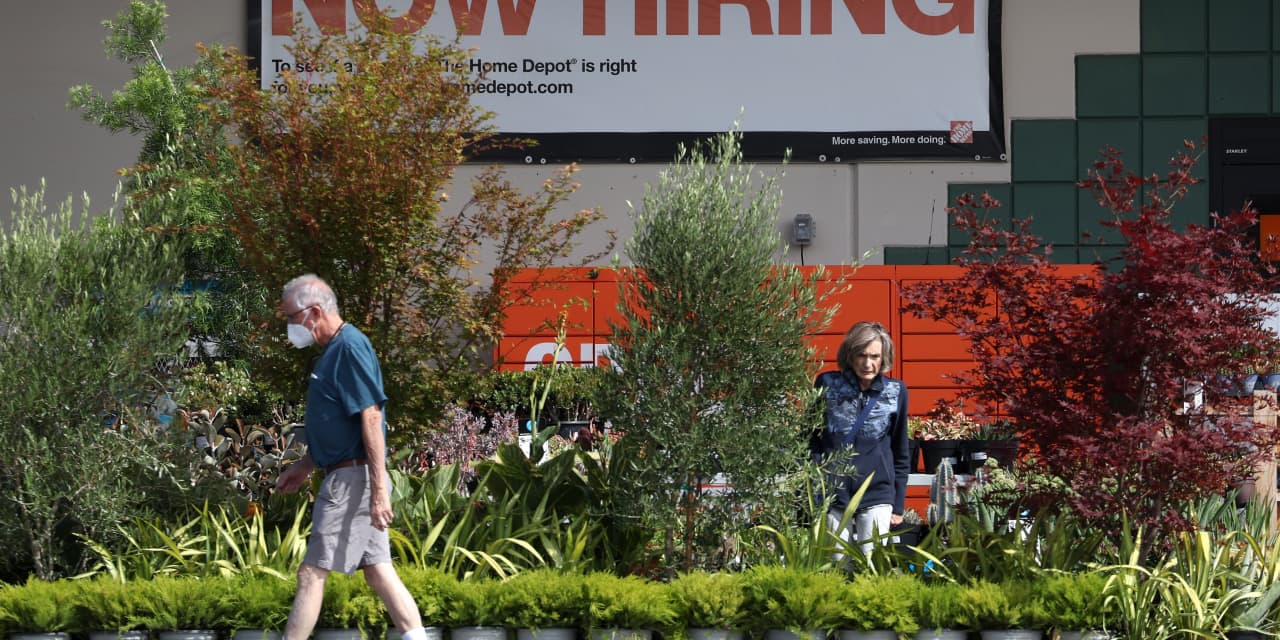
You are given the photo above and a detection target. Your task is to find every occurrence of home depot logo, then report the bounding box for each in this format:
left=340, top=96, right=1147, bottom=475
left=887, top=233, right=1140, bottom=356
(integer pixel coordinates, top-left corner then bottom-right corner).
left=950, top=120, right=974, bottom=144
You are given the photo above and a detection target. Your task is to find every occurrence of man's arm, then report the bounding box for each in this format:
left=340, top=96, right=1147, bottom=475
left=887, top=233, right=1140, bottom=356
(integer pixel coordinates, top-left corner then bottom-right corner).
left=361, top=404, right=393, bottom=530
left=275, top=453, right=316, bottom=494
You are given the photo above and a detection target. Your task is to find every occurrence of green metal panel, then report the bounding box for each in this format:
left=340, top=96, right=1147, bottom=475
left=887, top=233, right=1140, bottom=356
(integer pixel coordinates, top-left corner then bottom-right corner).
left=1274, top=0, right=1280, bottom=50
left=1143, top=54, right=1207, bottom=116
left=946, top=182, right=1012, bottom=247
left=1076, top=55, right=1142, bottom=118
left=1142, top=0, right=1207, bottom=52
left=1082, top=245, right=1128, bottom=272
left=1077, top=192, right=1125, bottom=246
left=1012, top=119, right=1078, bottom=182
left=1077, top=118, right=1142, bottom=179
left=1013, top=183, right=1079, bottom=246
left=1045, top=246, right=1080, bottom=264
left=1272, top=54, right=1280, bottom=114
left=1141, top=118, right=1208, bottom=177
left=1169, top=182, right=1211, bottom=228
left=883, top=246, right=949, bottom=266
left=1209, top=0, right=1270, bottom=51
left=1209, top=54, right=1270, bottom=114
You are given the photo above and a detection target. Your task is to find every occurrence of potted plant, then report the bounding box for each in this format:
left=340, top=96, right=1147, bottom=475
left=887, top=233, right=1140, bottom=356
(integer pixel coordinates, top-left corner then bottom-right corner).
left=836, top=574, right=919, bottom=640
left=0, top=577, right=76, bottom=640
left=958, top=580, right=1045, bottom=639
left=963, top=421, right=1019, bottom=472
left=667, top=572, right=747, bottom=640
left=911, top=581, right=967, bottom=640
left=396, top=567, right=452, bottom=637
left=69, top=578, right=150, bottom=640
left=894, top=509, right=928, bottom=548
left=551, top=365, right=605, bottom=436
left=581, top=573, right=674, bottom=640
left=444, top=579, right=507, bottom=640
left=493, top=569, right=586, bottom=640
left=1036, top=572, right=1112, bottom=640
left=316, top=572, right=387, bottom=640
left=1225, top=580, right=1280, bottom=640
left=220, top=573, right=294, bottom=640
left=131, top=577, right=229, bottom=640
left=741, top=566, right=845, bottom=640
left=911, top=402, right=978, bottom=474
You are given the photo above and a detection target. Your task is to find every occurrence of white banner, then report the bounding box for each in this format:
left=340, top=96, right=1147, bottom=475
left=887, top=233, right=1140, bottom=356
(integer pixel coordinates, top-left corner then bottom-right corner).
left=259, top=0, right=1004, bottom=161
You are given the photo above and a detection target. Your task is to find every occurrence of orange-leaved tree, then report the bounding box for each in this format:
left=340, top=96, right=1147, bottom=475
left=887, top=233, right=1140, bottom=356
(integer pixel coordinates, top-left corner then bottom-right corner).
left=195, top=20, right=611, bottom=440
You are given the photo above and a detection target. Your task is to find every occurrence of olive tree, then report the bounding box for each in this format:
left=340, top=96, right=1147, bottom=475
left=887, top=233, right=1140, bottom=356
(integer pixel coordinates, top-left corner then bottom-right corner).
left=601, top=130, right=838, bottom=574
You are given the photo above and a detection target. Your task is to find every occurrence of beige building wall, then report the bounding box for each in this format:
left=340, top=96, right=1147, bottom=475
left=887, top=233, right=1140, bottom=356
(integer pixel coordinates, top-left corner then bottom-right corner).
left=2, top=0, right=1138, bottom=265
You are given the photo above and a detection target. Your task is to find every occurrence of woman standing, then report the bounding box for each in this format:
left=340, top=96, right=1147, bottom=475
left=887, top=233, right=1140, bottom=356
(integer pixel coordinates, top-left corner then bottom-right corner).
left=811, top=321, right=910, bottom=559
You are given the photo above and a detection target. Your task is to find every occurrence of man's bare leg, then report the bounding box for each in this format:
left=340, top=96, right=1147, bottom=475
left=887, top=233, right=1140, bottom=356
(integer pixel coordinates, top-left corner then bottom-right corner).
left=284, top=563, right=330, bottom=640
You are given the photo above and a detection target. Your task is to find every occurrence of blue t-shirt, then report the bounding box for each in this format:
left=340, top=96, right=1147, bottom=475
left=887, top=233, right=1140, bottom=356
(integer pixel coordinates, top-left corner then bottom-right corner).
left=304, top=324, right=387, bottom=468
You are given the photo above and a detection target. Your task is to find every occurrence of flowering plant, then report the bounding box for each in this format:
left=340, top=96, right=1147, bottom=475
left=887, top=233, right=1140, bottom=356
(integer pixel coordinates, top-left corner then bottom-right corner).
left=408, top=403, right=517, bottom=488
left=908, top=400, right=980, bottom=440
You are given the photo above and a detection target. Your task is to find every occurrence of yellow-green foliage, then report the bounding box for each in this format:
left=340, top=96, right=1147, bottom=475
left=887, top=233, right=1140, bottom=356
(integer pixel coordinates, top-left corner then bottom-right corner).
left=911, top=580, right=966, bottom=632
left=741, top=566, right=846, bottom=633
left=838, top=575, right=920, bottom=633
left=320, top=573, right=386, bottom=635
left=493, top=568, right=588, bottom=629
left=1037, top=572, right=1109, bottom=632
left=582, top=573, right=675, bottom=631
left=397, top=567, right=457, bottom=627
left=0, top=577, right=78, bottom=633
left=958, top=580, right=1046, bottom=630
left=668, top=571, right=748, bottom=631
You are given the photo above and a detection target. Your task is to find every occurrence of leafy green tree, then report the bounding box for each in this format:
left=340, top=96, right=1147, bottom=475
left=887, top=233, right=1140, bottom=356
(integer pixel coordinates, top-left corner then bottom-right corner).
left=0, top=186, right=196, bottom=581
left=600, top=130, right=837, bottom=575
left=68, top=0, right=264, bottom=367
left=194, top=19, right=611, bottom=438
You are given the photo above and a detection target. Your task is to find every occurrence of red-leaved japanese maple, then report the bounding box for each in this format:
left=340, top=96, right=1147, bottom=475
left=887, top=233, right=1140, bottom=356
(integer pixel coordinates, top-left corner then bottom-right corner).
left=903, top=143, right=1280, bottom=552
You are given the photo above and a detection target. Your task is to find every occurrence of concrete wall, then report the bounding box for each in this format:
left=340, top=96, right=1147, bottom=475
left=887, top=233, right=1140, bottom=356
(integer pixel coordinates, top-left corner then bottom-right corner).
left=1, top=0, right=1139, bottom=265
left=0, top=1, right=244, bottom=212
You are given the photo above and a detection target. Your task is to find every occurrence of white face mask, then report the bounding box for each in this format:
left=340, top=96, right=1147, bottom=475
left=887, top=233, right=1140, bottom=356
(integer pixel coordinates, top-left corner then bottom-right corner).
left=287, top=322, right=315, bottom=349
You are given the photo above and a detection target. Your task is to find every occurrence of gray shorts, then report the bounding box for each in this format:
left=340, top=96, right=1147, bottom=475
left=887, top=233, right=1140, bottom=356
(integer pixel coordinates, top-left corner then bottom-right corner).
left=303, top=466, right=392, bottom=574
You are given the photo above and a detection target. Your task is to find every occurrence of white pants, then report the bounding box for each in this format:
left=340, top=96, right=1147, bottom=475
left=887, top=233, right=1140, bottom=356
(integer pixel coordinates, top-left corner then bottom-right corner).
left=828, top=504, right=895, bottom=560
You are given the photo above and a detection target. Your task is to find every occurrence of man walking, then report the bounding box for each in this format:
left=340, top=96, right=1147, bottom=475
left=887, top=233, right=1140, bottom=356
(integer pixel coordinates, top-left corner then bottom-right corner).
left=274, top=274, right=428, bottom=640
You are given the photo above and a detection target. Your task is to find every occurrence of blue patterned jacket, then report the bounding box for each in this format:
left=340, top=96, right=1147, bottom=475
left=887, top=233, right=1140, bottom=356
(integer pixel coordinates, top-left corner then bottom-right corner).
left=810, top=370, right=910, bottom=514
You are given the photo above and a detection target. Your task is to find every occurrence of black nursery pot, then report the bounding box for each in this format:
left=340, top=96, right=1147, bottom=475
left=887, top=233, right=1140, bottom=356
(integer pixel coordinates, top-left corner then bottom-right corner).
left=918, top=439, right=961, bottom=474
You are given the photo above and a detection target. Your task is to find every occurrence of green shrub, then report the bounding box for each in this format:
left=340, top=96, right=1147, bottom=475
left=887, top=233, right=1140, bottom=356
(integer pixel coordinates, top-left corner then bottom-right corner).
left=319, top=573, right=386, bottom=635
left=477, top=367, right=606, bottom=423
left=837, top=574, right=919, bottom=633
left=741, top=566, right=845, bottom=634
left=398, top=567, right=457, bottom=627
left=911, top=581, right=967, bottom=632
left=70, top=578, right=152, bottom=632
left=493, top=569, right=588, bottom=629
left=0, top=577, right=78, bottom=633
left=581, top=573, right=675, bottom=631
left=958, top=580, right=1046, bottom=630
left=132, top=577, right=233, bottom=630
left=0, top=186, right=194, bottom=581
left=600, top=129, right=836, bottom=574
left=668, top=571, right=748, bottom=631
left=218, top=573, right=294, bottom=632
left=1037, top=572, right=1110, bottom=632
left=441, top=579, right=503, bottom=628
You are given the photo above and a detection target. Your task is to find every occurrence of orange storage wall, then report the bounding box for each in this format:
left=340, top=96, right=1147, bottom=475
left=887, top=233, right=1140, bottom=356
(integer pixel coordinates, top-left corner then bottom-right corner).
left=496, top=265, right=1094, bottom=415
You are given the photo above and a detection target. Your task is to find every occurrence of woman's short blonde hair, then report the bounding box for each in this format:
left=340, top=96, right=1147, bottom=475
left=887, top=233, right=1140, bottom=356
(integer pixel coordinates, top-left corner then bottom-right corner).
left=836, top=321, right=894, bottom=374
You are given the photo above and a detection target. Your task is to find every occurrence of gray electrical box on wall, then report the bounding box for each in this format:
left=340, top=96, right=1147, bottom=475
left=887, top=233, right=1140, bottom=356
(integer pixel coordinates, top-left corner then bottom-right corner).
left=793, top=213, right=814, bottom=246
